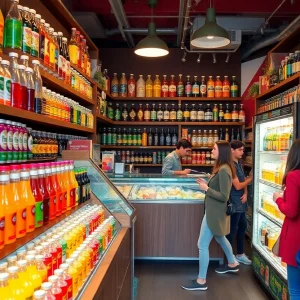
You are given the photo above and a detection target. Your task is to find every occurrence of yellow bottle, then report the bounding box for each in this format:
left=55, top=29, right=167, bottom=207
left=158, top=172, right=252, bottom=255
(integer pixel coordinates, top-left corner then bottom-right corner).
left=146, top=75, right=153, bottom=97
left=0, top=273, right=11, bottom=300
left=153, top=75, right=161, bottom=97
left=25, top=255, right=42, bottom=291
left=0, top=9, right=4, bottom=53
left=71, top=253, right=83, bottom=289
left=16, top=260, right=35, bottom=299
left=8, top=266, right=24, bottom=300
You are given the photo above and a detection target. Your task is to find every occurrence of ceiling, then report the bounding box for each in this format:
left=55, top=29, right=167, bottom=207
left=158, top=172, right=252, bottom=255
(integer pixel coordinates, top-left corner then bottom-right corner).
left=65, top=0, right=300, bottom=60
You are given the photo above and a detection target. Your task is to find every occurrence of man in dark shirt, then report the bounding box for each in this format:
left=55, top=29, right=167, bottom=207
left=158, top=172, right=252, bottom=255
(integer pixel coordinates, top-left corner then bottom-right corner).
left=226, top=140, right=252, bottom=265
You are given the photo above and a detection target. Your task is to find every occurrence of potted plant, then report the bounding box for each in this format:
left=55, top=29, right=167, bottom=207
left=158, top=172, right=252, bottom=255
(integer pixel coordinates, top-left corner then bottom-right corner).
left=247, top=82, right=259, bottom=99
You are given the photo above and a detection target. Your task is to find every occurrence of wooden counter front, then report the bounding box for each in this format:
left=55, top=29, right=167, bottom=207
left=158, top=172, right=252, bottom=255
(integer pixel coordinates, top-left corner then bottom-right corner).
left=80, top=228, right=132, bottom=300
left=133, top=202, right=223, bottom=260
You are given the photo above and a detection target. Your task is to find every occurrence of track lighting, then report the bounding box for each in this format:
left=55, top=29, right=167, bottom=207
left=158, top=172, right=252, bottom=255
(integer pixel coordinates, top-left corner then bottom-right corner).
left=181, top=52, right=187, bottom=62
left=196, top=53, right=202, bottom=63
left=212, top=53, right=217, bottom=63
left=225, top=53, right=231, bottom=63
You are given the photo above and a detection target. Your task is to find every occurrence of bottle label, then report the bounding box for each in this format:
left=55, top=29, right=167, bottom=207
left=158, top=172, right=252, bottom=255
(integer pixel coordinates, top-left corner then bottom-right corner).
left=17, top=208, right=26, bottom=236
left=200, top=84, right=207, bottom=95
left=208, top=136, right=214, bottom=145
left=137, top=85, right=146, bottom=97
left=27, top=205, right=35, bottom=230
left=0, top=129, right=7, bottom=151
left=170, top=111, right=177, bottom=120
left=169, top=84, right=176, bottom=93
left=35, top=201, right=43, bottom=227
left=215, top=85, right=222, bottom=93
left=162, top=84, right=168, bottom=93
left=197, top=111, right=204, bottom=121
left=31, top=31, right=39, bottom=57
left=115, top=110, right=121, bottom=120
left=12, top=131, right=19, bottom=154
left=239, top=113, right=245, bottom=122
left=18, top=131, right=23, bottom=151
left=163, top=111, right=170, bottom=120
left=39, top=34, right=45, bottom=60
left=128, top=83, right=135, bottom=95
left=22, top=26, right=32, bottom=53
left=122, top=111, right=128, bottom=120
left=223, top=85, right=230, bottom=93
left=175, top=111, right=182, bottom=121
left=177, top=84, right=184, bottom=96
left=190, top=111, right=197, bottom=121
left=213, top=110, right=218, bottom=121
left=108, top=108, right=114, bottom=119
left=205, top=112, right=213, bottom=121
left=111, top=84, right=118, bottom=94
left=183, top=111, right=190, bottom=118
left=137, top=110, right=143, bottom=120
left=207, top=85, right=214, bottom=92
left=22, top=132, right=28, bottom=151
left=120, top=83, right=127, bottom=94
left=197, top=136, right=203, bottom=145
left=4, top=77, right=11, bottom=105
left=185, top=84, right=192, bottom=95
left=4, top=19, right=22, bottom=50
left=150, top=111, right=157, bottom=121
left=146, top=85, right=153, bottom=97
left=157, top=111, right=163, bottom=120
left=44, top=37, right=50, bottom=63
left=192, top=84, right=200, bottom=94
left=144, top=111, right=150, bottom=120
left=203, top=136, right=208, bottom=144
left=129, top=111, right=136, bottom=120
left=232, top=112, right=239, bottom=120
left=5, top=212, right=16, bottom=243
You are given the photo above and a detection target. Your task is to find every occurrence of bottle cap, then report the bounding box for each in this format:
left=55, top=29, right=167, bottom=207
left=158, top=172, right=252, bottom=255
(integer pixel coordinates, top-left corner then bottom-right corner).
left=25, top=67, right=33, bottom=73
left=17, top=260, right=28, bottom=267
left=17, top=65, right=25, bottom=70
left=0, top=273, right=9, bottom=281
left=20, top=55, right=29, bottom=60
left=0, top=60, right=10, bottom=66
left=41, top=282, right=52, bottom=290
left=29, top=9, right=36, bottom=14
left=33, top=290, right=46, bottom=299
left=8, top=52, right=18, bottom=58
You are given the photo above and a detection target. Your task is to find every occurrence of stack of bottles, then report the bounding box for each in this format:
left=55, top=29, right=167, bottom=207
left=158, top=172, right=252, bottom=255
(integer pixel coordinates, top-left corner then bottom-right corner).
left=0, top=161, right=90, bottom=250
left=257, top=85, right=300, bottom=113
left=260, top=222, right=282, bottom=256
left=279, top=50, right=300, bottom=82
left=116, top=150, right=170, bottom=165
left=0, top=204, right=118, bottom=299
left=1, top=0, right=92, bottom=88
left=108, top=73, right=239, bottom=98
left=0, top=54, right=93, bottom=128
left=105, top=102, right=245, bottom=123
left=261, top=158, right=287, bottom=186
left=261, top=191, right=285, bottom=221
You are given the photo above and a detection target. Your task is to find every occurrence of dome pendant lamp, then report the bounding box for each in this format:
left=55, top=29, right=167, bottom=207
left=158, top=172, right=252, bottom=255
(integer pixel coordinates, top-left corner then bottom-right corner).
left=134, top=0, right=169, bottom=57
left=191, top=6, right=230, bottom=49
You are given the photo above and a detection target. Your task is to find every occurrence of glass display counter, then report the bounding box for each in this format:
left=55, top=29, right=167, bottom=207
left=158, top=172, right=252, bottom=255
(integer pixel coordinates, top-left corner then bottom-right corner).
left=107, top=173, right=223, bottom=261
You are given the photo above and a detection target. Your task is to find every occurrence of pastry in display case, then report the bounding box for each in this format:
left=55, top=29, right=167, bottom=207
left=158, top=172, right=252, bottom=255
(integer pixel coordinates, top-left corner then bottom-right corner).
left=0, top=159, right=135, bottom=300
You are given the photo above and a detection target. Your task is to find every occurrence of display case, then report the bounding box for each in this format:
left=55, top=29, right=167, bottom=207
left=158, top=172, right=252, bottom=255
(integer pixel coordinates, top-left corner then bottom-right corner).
left=108, top=174, right=224, bottom=261
left=252, top=103, right=300, bottom=299
left=1, top=158, right=136, bottom=300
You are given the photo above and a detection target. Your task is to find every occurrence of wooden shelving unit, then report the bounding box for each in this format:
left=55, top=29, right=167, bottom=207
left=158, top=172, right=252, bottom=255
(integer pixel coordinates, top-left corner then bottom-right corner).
left=131, top=164, right=213, bottom=167
left=0, top=105, right=94, bottom=133
left=0, top=158, right=56, bottom=165
left=112, top=121, right=244, bottom=126
left=100, top=145, right=213, bottom=150
left=96, top=114, right=114, bottom=125
left=106, top=96, right=243, bottom=102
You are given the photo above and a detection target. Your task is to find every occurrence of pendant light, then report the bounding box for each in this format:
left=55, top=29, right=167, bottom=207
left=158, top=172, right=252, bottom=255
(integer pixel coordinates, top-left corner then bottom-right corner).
left=134, top=0, right=169, bottom=57
left=191, top=1, right=230, bottom=49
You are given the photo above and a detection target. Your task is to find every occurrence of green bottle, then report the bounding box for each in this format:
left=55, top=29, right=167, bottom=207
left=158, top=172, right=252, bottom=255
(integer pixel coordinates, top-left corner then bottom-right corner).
left=4, top=0, right=23, bottom=50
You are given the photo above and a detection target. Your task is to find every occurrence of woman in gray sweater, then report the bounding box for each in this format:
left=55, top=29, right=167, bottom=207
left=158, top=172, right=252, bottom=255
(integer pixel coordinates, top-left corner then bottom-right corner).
left=182, top=141, right=239, bottom=291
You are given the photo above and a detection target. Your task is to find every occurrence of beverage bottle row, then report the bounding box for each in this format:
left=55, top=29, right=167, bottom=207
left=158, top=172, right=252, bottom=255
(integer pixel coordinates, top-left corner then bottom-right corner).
left=261, top=191, right=285, bottom=221
left=100, top=127, right=178, bottom=147
left=106, top=102, right=245, bottom=123
left=0, top=161, right=90, bottom=249
left=279, top=50, right=300, bottom=82
left=0, top=205, right=117, bottom=299
left=110, top=73, right=239, bottom=98
left=261, top=159, right=287, bottom=185
left=260, top=222, right=282, bottom=255
left=263, top=125, right=293, bottom=152
left=2, top=0, right=91, bottom=77
left=94, top=63, right=110, bottom=92
left=0, top=54, right=93, bottom=128
left=257, top=85, right=300, bottom=114
left=184, top=127, right=242, bottom=146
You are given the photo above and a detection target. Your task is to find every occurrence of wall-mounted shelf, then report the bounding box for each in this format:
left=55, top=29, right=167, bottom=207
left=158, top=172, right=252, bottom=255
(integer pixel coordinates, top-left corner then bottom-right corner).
left=105, top=96, right=243, bottom=102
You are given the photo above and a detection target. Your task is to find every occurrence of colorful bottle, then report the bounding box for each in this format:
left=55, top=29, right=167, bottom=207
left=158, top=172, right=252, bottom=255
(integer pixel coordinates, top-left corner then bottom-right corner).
left=185, top=75, right=192, bottom=97
left=20, top=164, right=35, bottom=233
left=61, top=162, right=71, bottom=211
left=51, top=163, right=62, bottom=216
left=207, top=76, right=215, bottom=97
left=1, top=60, right=11, bottom=106
left=37, top=164, right=50, bottom=224
left=56, top=162, right=66, bottom=215
left=7, top=266, right=25, bottom=299
left=222, top=76, right=230, bottom=98
left=10, top=164, right=26, bottom=239
left=44, top=163, right=56, bottom=220
left=0, top=273, right=11, bottom=299
left=145, top=75, right=153, bottom=97
left=161, top=75, right=169, bottom=97
left=68, top=161, right=79, bottom=208
left=128, top=74, right=136, bottom=97
left=35, top=255, right=47, bottom=283
left=215, top=76, right=222, bottom=98
left=53, top=269, right=68, bottom=300
left=21, top=6, right=32, bottom=54
left=30, top=10, right=40, bottom=58
left=18, top=64, right=27, bottom=110
left=43, top=23, right=50, bottom=66
left=111, top=73, right=118, bottom=97
left=16, top=260, right=35, bottom=298
left=41, top=282, right=56, bottom=300
left=169, top=75, right=176, bottom=97
left=136, top=75, right=145, bottom=97
left=69, top=28, right=78, bottom=65
left=4, top=0, right=23, bottom=50
left=9, top=52, right=22, bottom=109
left=0, top=9, right=4, bottom=52
left=230, top=76, right=238, bottom=97
left=119, top=73, right=127, bottom=97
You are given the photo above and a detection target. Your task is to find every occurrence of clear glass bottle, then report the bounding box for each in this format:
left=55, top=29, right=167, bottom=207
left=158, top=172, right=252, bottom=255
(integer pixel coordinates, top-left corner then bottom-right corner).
left=32, top=60, right=43, bottom=114
left=137, top=75, right=145, bottom=97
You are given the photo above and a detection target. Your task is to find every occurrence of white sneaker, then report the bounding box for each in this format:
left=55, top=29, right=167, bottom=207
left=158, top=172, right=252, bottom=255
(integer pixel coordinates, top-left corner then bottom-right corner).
left=236, top=254, right=252, bottom=265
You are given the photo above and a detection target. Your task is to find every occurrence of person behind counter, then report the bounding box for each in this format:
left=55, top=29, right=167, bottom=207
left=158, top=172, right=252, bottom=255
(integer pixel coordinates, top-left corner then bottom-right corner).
left=182, top=141, right=239, bottom=291
left=162, top=139, right=192, bottom=176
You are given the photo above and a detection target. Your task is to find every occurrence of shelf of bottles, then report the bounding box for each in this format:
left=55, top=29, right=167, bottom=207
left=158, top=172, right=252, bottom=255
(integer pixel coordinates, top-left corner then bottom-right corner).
left=0, top=0, right=96, bottom=133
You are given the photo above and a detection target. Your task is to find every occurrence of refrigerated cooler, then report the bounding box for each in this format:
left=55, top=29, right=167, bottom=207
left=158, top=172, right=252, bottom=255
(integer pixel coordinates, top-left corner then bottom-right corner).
left=252, top=103, right=299, bottom=300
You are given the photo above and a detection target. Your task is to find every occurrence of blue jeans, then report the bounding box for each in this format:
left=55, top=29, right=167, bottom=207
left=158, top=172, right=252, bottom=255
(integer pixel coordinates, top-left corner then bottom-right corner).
left=287, top=265, right=300, bottom=300
left=198, top=215, right=236, bottom=279
left=226, top=212, right=247, bottom=255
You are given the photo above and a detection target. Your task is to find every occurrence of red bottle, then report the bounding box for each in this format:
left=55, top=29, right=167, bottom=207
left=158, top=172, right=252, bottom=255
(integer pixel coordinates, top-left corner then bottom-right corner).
left=161, top=75, right=169, bottom=97
left=53, top=269, right=68, bottom=300
left=48, top=239, right=58, bottom=272
left=59, top=263, right=73, bottom=300
left=52, top=235, right=63, bottom=267
left=41, top=242, right=54, bottom=277
left=30, top=164, right=44, bottom=228
left=44, top=163, right=56, bottom=220
left=168, top=75, right=176, bottom=97
left=48, top=275, right=63, bottom=300
left=41, top=282, right=56, bottom=300
left=37, top=163, right=50, bottom=224
left=51, top=163, right=62, bottom=217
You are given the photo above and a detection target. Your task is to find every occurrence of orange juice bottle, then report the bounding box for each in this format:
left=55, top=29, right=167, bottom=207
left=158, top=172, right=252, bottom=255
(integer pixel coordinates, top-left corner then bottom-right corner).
left=0, top=273, right=11, bottom=299
left=26, top=255, right=42, bottom=291
left=7, top=266, right=24, bottom=300
left=20, top=164, right=35, bottom=233
left=67, top=161, right=78, bottom=209
left=207, top=76, right=215, bottom=97
left=10, top=165, right=26, bottom=239
left=16, top=260, right=35, bottom=298
left=60, top=162, right=70, bottom=213
left=153, top=75, right=161, bottom=97
left=65, top=258, right=78, bottom=297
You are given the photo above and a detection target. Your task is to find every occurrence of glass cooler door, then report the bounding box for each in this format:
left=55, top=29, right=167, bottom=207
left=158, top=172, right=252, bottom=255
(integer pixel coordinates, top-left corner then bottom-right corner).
left=252, top=112, right=295, bottom=281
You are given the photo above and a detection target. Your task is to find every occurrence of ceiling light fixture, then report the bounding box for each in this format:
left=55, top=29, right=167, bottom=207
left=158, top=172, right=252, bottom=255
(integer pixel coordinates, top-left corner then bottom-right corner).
left=134, top=0, right=169, bottom=57
left=191, top=1, right=230, bottom=49
left=196, top=53, right=202, bottom=63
